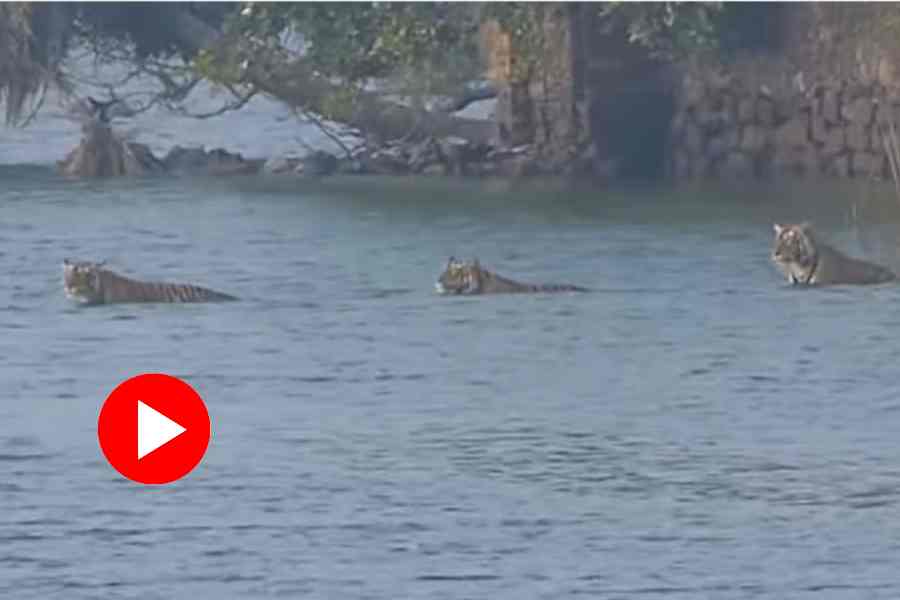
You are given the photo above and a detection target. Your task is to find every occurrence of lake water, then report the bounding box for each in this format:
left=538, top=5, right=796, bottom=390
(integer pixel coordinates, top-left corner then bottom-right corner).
left=3, top=165, right=900, bottom=599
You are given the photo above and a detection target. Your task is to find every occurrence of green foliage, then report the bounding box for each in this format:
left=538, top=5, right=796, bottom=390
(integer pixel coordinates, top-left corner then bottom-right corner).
left=596, top=2, right=723, bottom=59
left=0, top=3, right=72, bottom=124
left=73, top=3, right=236, bottom=60
left=481, top=2, right=543, bottom=81
left=229, top=3, right=481, bottom=93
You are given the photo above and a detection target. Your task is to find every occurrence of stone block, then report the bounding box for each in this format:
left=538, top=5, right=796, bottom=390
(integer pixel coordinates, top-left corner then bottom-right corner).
left=683, top=121, right=704, bottom=155
left=842, top=96, right=875, bottom=125
left=740, top=124, right=770, bottom=156
left=845, top=122, right=870, bottom=152
left=720, top=151, right=754, bottom=179
left=737, top=97, right=755, bottom=125
left=854, top=151, right=886, bottom=178
left=707, top=128, right=740, bottom=160
left=757, top=97, right=777, bottom=127
left=821, top=88, right=841, bottom=125
left=774, top=117, right=809, bottom=148
left=826, top=153, right=851, bottom=178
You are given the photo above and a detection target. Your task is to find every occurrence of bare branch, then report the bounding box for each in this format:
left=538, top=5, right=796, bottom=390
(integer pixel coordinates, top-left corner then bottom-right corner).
left=18, top=84, right=50, bottom=128
left=175, top=84, right=258, bottom=119
left=291, top=107, right=356, bottom=158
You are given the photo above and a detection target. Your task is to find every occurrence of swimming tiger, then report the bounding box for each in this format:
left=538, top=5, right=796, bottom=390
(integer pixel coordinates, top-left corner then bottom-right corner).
left=63, top=259, right=238, bottom=305
left=435, top=257, right=589, bottom=295
left=771, top=222, right=896, bottom=286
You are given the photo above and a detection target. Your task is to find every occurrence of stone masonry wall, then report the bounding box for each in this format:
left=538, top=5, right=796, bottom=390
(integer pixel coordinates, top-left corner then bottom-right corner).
left=668, top=5, right=900, bottom=183
left=668, top=60, right=900, bottom=182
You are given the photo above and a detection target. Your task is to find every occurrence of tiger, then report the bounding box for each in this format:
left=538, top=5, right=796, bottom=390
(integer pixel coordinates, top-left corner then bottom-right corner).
left=771, top=222, right=896, bottom=286
left=63, top=259, right=238, bottom=305
left=435, top=257, right=589, bottom=295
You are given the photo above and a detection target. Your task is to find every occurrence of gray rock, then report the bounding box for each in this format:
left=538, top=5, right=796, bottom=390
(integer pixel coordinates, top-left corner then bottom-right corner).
left=756, top=97, right=777, bottom=127
left=263, top=155, right=302, bottom=174
left=737, top=98, right=755, bottom=125
left=774, top=118, right=809, bottom=149
left=854, top=152, right=885, bottom=178
left=845, top=123, right=870, bottom=152
left=162, top=145, right=256, bottom=175
left=842, top=97, right=875, bottom=125
left=300, top=150, right=339, bottom=176
left=740, top=124, right=769, bottom=156
left=826, top=153, right=851, bottom=177
left=719, top=151, right=754, bottom=179
left=407, top=137, right=443, bottom=173
left=363, top=146, right=409, bottom=175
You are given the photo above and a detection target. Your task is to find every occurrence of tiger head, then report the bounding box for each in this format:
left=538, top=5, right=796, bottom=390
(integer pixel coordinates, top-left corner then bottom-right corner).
left=435, top=257, right=483, bottom=295
left=772, top=223, right=817, bottom=270
left=63, top=259, right=107, bottom=304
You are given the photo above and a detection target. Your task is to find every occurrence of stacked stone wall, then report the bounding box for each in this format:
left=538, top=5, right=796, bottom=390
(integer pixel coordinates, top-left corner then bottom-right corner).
left=667, top=64, right=900, bottom=182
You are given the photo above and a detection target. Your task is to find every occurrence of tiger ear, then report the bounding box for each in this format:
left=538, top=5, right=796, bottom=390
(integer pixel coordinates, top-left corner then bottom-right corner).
left=63, top=258, right=70, bottom=266
left=773, top=223, right=783, bottom=235
left=798, top=221, right=812, bottom=233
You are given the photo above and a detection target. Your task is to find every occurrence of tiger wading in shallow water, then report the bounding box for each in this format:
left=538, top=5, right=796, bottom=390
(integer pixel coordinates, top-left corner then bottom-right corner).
left=771, top=223, right=896, bottom=286
left=63, top=259, right=238, bottom=305
left=435, top=257, right=589, bottom=295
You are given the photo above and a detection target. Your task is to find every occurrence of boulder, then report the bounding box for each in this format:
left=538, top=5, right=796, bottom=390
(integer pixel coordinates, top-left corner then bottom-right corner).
left=362, top=145, right=409, bottom=175
left=438, top=136, right=474, bottom=175
left=162, top=145, right=209, bottom=171
left=263, top=154, right=302, bottom=174
left=421, top=163, right=448, bottom=176
left=163, top=146, right=260, bottom=175
left=335, top=158, right=367, bottom=175
left=298, top=150, right=339, bottom=176
left=407, top=137, right=444, bottom=173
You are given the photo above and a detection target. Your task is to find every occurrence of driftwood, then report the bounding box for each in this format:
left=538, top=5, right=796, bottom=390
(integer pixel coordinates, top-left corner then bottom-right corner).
left=58, top=122, right=164, bottom=177
left=58, top=118, right=264, bottom=178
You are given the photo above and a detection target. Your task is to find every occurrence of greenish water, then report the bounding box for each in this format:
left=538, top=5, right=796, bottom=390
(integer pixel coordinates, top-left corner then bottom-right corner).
left=3, top=169, right=900, bottom=599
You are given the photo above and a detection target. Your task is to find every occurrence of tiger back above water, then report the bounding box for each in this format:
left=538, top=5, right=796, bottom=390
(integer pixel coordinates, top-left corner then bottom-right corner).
left=63, top=259, right=238, bottom=305
left=771, top=223, right=896, bottom=286
left=435, top=257, right=589, bottom=295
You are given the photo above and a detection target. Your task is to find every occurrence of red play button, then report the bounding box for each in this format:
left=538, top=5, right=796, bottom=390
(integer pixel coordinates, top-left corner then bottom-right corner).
left=98, top=373, right=211, bottom=484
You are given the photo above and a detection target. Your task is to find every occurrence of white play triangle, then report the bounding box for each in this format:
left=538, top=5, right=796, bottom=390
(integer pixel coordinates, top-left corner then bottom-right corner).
left=137, top=400, right=187, bottom=460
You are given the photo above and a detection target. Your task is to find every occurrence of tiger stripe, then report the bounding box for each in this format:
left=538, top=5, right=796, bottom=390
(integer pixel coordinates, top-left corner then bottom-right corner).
left=63, top=259, right=238, bottom=305
left=436, top=257, right=589, bottom=295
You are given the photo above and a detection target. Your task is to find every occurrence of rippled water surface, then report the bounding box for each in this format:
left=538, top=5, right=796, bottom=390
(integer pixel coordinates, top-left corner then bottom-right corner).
left=3, top=170, right=900, bottom=599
